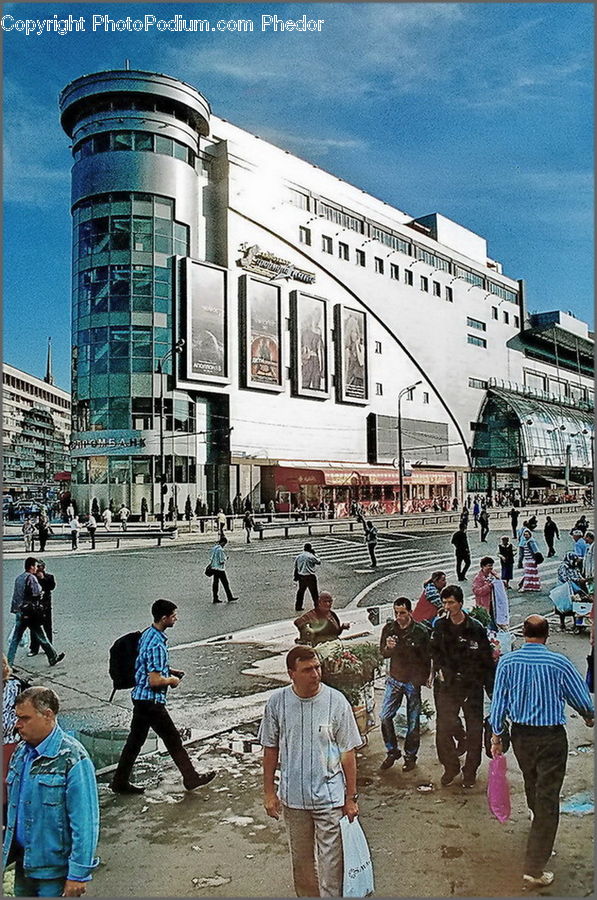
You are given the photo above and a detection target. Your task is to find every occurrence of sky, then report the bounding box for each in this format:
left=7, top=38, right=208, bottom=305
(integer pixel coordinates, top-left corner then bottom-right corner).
left=2, top=1, right=594, bottom=390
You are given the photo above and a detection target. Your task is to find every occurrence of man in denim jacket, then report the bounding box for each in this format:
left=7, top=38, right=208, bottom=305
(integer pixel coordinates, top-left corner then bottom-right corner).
left=3, top=686, right=99, bottom=897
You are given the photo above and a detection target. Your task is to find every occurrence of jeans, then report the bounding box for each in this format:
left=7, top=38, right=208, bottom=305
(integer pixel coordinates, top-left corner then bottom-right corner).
left=380, top=676, right=421, bottom=759
left=434, top=678, right=484, bottom=780
left=455, top=553, right=471, bottom=580
left=295, top=574, right=318, bottom=611
left=6, top=614, right=58, bottom=666
left=212, top=570, right=235, bottom=602
left=112, top=700, right=199, bottom=788
left=511, top=724, right=567, bottom=877
left=14, top=851, right=66, bottom=897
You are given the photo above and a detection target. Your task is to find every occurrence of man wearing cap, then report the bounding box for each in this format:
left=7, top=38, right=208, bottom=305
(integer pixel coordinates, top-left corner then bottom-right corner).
left=489, top=614, right=594, bottom=889
left=572, top=530, right=587, bottom=558
left=293, top=543, right=321, bottom=611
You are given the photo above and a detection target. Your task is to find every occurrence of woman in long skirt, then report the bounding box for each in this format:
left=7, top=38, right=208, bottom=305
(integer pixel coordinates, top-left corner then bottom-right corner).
left=518, top=528, right=541, bottom=592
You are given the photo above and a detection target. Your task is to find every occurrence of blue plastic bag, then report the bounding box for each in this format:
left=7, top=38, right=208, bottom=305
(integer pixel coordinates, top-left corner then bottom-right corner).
left=340, top=815, right=374, bottom=897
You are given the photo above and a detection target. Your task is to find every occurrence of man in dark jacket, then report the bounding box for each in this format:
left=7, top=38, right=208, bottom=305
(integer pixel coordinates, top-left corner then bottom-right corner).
left=508, top=507, right=520, bottom=539
left=431, top=584, right=495, bottom=788
left=379, top=597, right=431, bottom=772
left=29, top=560, right=56, bottom=657
left=543, top=516, right=560, bottom=557
left=450, top=525, right=471, bottom=580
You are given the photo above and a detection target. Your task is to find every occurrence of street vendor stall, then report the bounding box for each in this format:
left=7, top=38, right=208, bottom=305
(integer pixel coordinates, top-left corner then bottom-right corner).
left=315, top=640, right=382, bottom=737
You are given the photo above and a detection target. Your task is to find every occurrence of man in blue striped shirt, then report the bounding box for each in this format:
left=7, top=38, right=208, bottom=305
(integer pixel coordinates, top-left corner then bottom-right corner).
left=489, top=615, right=594, bottom=889
left=111, top=599, right=216, bottom=794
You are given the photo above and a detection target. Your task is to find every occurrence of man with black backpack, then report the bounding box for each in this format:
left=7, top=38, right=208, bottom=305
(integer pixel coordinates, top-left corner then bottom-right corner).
left=7, top=558, right=65, bottom=668
left=110, top=599, right=216, bottom=795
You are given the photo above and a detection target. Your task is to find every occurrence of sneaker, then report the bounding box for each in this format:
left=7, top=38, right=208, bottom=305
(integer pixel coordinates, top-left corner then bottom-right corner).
left=402, top=757, right=417, bottom=772
left=185, top=771, right=216, bottom=791
left=110, top=781, right=145, bottom=795
left=440, top=768, right=460, bottom=787
left=27, top=651, right=38, bottom=657
left=523, top=872, right=554, bottom=888
left=462, top=776, right=476, bottom=789
left=227, top=597, right=238, bottom=602
left=380, top=751, right=401, bottom=770
left=49, top=652, right=65, bottom=667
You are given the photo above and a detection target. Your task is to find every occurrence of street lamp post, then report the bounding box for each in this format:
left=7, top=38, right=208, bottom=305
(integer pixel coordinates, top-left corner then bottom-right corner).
left=158, top=339, right=185, bottom=529
left=397, top=380, right=422, bottom=515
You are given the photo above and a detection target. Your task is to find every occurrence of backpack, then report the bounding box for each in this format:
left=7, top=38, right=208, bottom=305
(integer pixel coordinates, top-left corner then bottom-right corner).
left=108, top=630, right=144, bottom=701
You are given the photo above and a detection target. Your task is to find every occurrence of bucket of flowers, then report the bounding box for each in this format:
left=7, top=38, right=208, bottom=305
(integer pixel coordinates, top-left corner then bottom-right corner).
left=315, top=641, right=383, bottom=735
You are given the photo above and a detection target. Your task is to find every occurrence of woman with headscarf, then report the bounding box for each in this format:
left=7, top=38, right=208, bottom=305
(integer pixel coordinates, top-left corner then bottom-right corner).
left=556, top=552, right=589, bottom=631
left=517, top=527, right=541, bottom=592
left=412, top=571, right=447, bottom=629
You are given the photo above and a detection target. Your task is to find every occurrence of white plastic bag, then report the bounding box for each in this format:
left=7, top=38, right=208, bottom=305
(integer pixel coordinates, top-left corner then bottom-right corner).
left=340, top=815, right=374, bottom=897
left=491, top=579, right=510, bottom=627
left=549, top=582, right=573, bottom=614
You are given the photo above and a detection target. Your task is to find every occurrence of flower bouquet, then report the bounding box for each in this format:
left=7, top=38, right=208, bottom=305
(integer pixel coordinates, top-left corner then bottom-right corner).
left=316, top=642, right=383, bottom=733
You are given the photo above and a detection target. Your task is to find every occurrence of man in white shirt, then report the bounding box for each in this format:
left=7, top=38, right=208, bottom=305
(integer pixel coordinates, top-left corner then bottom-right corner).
left=259, top=646, right=362, bottom=897
left=293, top=543, right=321, bottom=611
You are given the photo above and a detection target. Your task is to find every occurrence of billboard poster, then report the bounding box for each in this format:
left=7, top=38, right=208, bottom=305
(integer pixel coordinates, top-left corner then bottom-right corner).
left=186, top=260, right=228, bottom=383
left=290, top=291, right=328, bottom=398
left=335, top=305, right=368, bottom=404
left=241, top=276, right=282, bottom=391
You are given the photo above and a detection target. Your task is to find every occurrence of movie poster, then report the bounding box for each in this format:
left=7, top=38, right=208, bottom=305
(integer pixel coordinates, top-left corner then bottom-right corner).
left=335, top=304, right=368, bottom=403
left=186, top=260, right=227, bottom=382
left=290, top=291, right=328, bottom=398
left=242, top=277, right=282, bottom=390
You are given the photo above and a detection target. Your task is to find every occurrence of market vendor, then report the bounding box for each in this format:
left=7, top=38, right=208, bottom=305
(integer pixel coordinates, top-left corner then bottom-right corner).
left=294, top=591, right=350, bottom=646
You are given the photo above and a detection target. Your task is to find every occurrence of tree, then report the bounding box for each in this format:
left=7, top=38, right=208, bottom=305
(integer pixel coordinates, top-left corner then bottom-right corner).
left=195, top=497, right=202, bottom=518
left=184, top=495, right=192, bottom=520
left=167, top=496, right=175, bottom=522
left=140, top=497, right=148, bottom=522
left=91, top=497, right=100, bottom=518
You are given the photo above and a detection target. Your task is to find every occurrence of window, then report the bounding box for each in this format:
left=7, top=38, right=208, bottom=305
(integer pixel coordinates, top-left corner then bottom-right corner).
left=338, top=242, right=349, bottom=260
left=322, top=235, right=333, bottom=254
left=445, top=286, right=453, bottom=302
left=420, top=276, right=429, bottom=292
left=423, top=392, right=429, bottom=404
left=468, top=377, right=488, bottom=389
left=492, top=307, right=498, bottom=320
left=503, top=310, right=510, bottom=324
left=488, top=282, right=518, bottom=303
left=514, top=315, right=520, bottom=328
left=319, top=202, right=364, bottom=233
left=355, top=249, right=366, bottom=267
left=405, top=388, right=414, bottom=400
left=467, top=334, right=487, bottom=348
left=374, top=341, right=382, bottom=354
left=433, top=281, right=441, bottom=297
left=288, top=188, right=310, bottom=210
left=416, top=247, right=450, bottom=271
left=454, top=265, right=484, bottom=288
left=404, top=269, right=413, bottom=286
left=374, top=257, right=384, bottom=275
left=390, top=263, right=399, bottom=280
left=299, top=226, right=311, bottom=246
left=375, top=383, right=383, bottom=396
left=371, top=227, right=410, bottom=254
left=466, top=317, right=486, bottom=331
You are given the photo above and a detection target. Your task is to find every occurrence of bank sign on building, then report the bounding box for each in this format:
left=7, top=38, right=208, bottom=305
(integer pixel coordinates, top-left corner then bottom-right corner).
left=60, top=69, right=594, bottom=516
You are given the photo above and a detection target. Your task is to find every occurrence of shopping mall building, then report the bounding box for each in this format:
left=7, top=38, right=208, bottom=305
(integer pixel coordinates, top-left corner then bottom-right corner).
left=59, top=69, right=594, bottom=516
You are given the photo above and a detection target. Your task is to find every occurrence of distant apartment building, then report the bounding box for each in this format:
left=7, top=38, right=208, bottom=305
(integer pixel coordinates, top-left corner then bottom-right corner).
left=3, top=352, right=71, bottom=500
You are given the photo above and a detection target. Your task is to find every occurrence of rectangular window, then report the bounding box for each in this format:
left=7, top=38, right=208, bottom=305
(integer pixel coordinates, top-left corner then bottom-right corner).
left=468, top=377, right=488, bottom=389
left=433, top=281, right=441, bottom=297
left=416, top=248, right=450, bottom=271
left=445, top=286, right=453, bottom=302
left=374, top=257, right=384, bottom=275
left=503, top=310, right=510, bottom=324
left=423, top=392, right=429, bottom=403
left=375, top=383, right=383, bottom=396
left=374, top=341, right=382, bottom=354
left=454, top=265, right=484, bottom=288
left=338, top=242, right=349, bottom=260
left=288, top=188, right=310, bottom=210
left=514, top=315, right=520, bottom=327
left=420, top=276, right=429, bottom=292
left=492, top=307, right=498, bottom=320
left=355, top=249, right=366, bottom=267
left=390, top=263, right=399, bottom=280
left=133, top=132, right=153, bottom=152
left=467, top=334, right=487, bottom=348
left=405, top=388, right=414, bottom=401
left=466, top=316, right=486, bottom=331
left=155, top=135, right=174, bottom=156
left=299, top=226, right=311, bottom=246
left=371, top=226, right=410, bottom=254
left=404, top=269, right=413, bottom=286
left=319, top=202, right=364, bottom=233
left=322, top=235, right=333, bottom=254
left=488, top=282, right=518, bottom=303
left=113, top=132, right=133, bottom=151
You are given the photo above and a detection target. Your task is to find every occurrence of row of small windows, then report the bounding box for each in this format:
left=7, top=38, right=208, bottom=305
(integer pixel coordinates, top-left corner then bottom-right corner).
left=75, top=264, right=173, bottom=318
left=468, top=378, right=489, bottom=389
left=73, top=194, right=176, bottom=223
left=524, top=370, right=594, bottom=405
left=74, top=396, right=196, bottom=435
left=292, top=195, right=519, bottom=303
left=68, top=95, right=199, bottom=132
left=71, top=454, right=198, bottom=486
left=76, top=215, right=189, bottom=258
left=73, top=130, right=196, bottom=168
left=373, top=383, right=430, bottom=401
left=2, top=375, right=70, bottom=409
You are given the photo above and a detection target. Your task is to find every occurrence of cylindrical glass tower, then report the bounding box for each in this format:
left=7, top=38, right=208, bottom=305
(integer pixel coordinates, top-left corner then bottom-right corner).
left=60, top=70, right=211, bottom=516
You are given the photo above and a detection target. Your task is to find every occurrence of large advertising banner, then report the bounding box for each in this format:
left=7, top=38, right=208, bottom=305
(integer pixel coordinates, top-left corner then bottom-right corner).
left=185, top=259, right=228, bottom=383
left=290, top=291, right=329, bottom=398
left=334, top=304, right=368, bottom=404
left=241, top=276, right=283, bottom=391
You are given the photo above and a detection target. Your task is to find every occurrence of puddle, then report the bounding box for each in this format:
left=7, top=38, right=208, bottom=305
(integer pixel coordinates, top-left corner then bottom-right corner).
left=576, top=744, right=594, bottom=754
left=441, top=846, right=463, bottom=859
left=561, top=791, right=594, bottom=816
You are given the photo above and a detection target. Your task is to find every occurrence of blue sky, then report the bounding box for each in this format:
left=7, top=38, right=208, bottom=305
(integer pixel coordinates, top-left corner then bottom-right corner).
left=3, top=2, right=594, bottom=390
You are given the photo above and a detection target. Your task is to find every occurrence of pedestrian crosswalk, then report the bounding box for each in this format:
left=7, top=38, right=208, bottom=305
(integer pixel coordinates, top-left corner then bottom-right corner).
left=246, top=534, right=566, bottom=587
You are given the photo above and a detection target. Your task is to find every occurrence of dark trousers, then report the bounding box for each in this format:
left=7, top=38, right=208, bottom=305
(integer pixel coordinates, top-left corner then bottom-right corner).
left=70, top=531, right=78, bottom=550
left=37, top=530, right=49, bottom=552
left=456, top=553, right=471, bottom=580
left=367, top=543, right=377, bottom=567
left=511, top=522, right=518, bottom=539
left=545, top=536, right=555, bottom=557
left=434, top=679, right=483, bottom=780
left=511, top=724, right=567, bottom=877
left=29, top=604, right=53, bottom=655
left=112, top=700, right=198, bottom=788
left=480, top=523, right=489, bottom=542
left=212, top=570, right=234, bottom=602
left=295, top=574, right=318, bottom=611
left=88, top=527, right=96, bottom=549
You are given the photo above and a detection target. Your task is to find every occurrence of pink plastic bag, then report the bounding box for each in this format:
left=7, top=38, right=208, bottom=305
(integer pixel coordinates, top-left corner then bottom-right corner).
left=487, top=754, right=511, bottom=823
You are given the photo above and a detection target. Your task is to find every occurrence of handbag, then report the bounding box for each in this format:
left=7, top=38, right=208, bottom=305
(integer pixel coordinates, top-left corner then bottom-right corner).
left=533, top=551, right=544, bottom=565
left=487, top=754, right=511, bottom=823
left=339, top=815, right=374, bottom=897
left=204, top=564, right=214, bottom=577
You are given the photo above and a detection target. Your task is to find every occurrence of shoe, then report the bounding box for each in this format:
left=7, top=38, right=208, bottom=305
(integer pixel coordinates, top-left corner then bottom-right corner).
left=49, top=652, right=65, bottom=667
left=110, top=781, right=145, bottom=794
left=212, top=599, right=223, bottom=603
left=27, top=651, right=38, bottom=657
left=440, top=768, right=460, bottom=786
left=185, top=771, right=216, bottom=791
left=295, top=607, right=304, bottom=612
left=227, top=597, right=238, bottom=602
left=523, top=872, right=554, bottom=888
left=462, top=776, right=476, bottom=789
left=380, top=751, right=401, bottom=770
left=402, top=757, right=417, bottom=772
